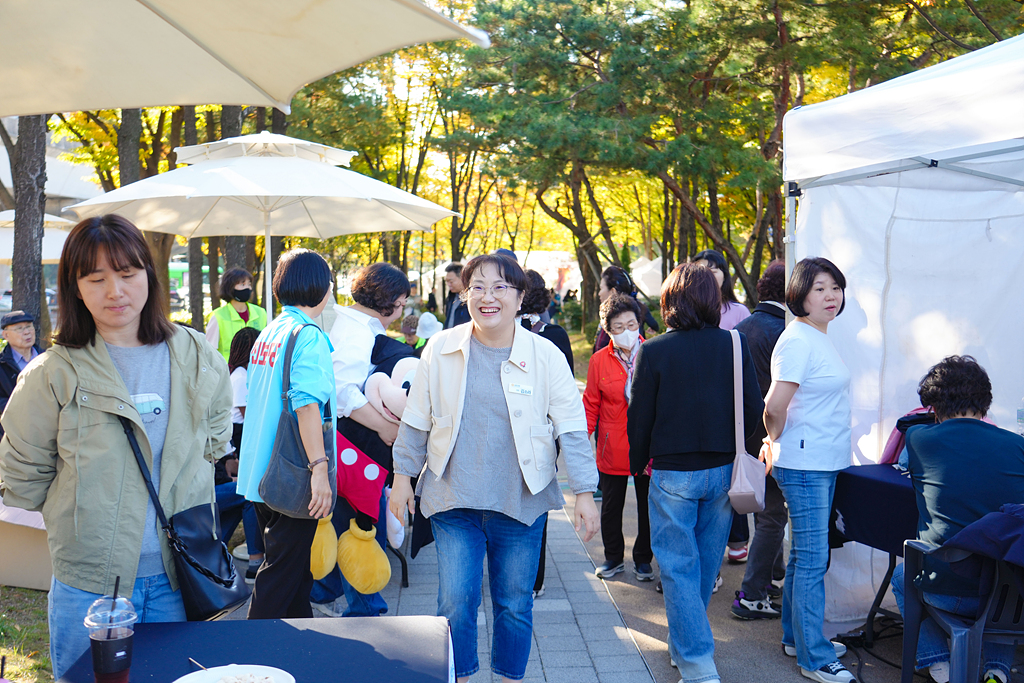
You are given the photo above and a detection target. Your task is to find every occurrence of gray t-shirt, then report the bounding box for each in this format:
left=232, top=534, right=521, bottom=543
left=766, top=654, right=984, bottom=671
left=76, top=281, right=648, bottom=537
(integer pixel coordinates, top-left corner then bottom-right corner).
left=393, top=336, right=596, bottom=526
left=106, top=342, right=171, bottom=578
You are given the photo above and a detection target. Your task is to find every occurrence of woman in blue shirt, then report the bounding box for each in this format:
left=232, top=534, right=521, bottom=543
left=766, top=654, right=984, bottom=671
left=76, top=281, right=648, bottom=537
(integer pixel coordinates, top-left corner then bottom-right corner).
left=236, top=249, right=336, bottom=619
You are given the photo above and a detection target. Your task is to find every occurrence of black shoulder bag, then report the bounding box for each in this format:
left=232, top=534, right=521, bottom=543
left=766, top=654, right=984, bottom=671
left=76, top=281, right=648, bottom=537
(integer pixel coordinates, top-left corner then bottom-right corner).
left=119, top=417, right=250, bottom=621
left=258, top=323, right=337, bottom=519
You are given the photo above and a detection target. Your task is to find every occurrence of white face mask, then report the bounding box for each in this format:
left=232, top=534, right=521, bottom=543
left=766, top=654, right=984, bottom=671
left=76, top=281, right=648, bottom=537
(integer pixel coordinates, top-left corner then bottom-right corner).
left=610, top=328, right=640, bottom=350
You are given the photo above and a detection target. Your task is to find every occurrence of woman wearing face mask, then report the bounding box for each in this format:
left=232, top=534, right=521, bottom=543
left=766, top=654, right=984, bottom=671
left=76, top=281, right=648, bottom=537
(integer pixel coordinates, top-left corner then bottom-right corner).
left=594, top=266, right=659, bottom=353
left=584, top=292, right=653, bottom=582
left=205, top=268, right=268, bottom=361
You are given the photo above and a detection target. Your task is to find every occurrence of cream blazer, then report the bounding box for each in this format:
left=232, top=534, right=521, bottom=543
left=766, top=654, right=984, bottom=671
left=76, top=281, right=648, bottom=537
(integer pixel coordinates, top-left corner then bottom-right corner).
left=402, top=321, right=587, bottom=494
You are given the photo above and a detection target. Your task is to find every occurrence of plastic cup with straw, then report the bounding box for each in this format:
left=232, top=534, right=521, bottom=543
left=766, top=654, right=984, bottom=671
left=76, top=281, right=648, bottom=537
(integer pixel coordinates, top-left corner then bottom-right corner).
left=84, top=576, right=137, bottom=683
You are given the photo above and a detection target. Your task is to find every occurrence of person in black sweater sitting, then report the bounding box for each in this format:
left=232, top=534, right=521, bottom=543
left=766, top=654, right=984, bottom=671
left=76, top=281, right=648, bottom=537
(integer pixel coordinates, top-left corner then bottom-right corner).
left=890, top=356, right=1024, bottom=683
left=628, top=263, right=763, bottom=682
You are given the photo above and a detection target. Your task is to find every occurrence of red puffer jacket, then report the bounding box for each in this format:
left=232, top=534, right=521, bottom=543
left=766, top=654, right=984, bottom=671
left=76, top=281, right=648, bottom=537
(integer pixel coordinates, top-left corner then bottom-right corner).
left=583, top=340, right=642, bottom=475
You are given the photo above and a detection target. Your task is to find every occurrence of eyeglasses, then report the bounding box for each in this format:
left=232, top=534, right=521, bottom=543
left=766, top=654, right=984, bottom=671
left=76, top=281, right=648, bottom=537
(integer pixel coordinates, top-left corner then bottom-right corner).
left=467, top=284, right=519, bottom=299
left=608, top=319, right=639, bottom=334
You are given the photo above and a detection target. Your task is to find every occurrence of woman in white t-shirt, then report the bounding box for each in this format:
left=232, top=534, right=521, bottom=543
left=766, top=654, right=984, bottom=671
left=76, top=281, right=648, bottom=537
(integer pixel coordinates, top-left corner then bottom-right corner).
left=762, top=257, right=853, bottom=683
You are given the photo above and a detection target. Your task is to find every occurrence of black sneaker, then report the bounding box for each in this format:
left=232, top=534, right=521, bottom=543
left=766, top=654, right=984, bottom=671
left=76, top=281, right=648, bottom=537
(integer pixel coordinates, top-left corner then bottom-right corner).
left=800, top=661, right=855, bottom=683
left=766, top=582, right=783, bottom=599
left=731, top=591, right=780, bottom=619
left=595, top=560, right=625, bottom=578
left=634, top=563, right=655, bottom=581
left=245, top=560, right=262, bottom=585
left=655, top=580, right=663, bottom=594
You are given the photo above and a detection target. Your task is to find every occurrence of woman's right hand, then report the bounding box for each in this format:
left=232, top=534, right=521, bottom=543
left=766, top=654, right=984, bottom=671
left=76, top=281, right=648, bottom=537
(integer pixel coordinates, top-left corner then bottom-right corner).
left=377, top=420, right=400, bottom=447
left=308, top=463, right=333, bottom=519
left=389, top=474, right=416, bottom=523
left=758, top=438, right=774, bottom=476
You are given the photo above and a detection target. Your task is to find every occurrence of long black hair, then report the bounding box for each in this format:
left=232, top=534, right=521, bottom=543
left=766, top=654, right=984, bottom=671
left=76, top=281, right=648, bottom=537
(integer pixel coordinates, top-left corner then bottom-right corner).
left=692, top=249, right=738, bottom=304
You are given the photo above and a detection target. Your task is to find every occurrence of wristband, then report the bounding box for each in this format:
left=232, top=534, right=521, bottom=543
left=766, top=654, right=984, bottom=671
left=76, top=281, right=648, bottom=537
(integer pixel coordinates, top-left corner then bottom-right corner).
left=307, top=457, right=329, bottom=472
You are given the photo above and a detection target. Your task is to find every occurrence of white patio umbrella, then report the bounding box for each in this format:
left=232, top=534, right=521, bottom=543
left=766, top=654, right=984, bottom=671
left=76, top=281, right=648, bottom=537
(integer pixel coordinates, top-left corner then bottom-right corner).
left=0, top=211, right=72, bottom=265
left=1, top=0, right=489, bottom=118
left=66, top=133, right=457, bottom=318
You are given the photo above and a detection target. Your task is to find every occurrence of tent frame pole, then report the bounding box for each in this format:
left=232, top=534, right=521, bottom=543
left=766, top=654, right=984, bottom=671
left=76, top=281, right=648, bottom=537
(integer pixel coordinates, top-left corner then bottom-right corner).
left=263, top=209, right=273, bottom=322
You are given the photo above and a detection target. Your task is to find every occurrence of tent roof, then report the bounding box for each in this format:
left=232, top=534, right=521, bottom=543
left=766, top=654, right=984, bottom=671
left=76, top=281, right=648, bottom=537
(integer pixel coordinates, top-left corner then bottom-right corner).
left=783, top=33, right=1024, bottom=183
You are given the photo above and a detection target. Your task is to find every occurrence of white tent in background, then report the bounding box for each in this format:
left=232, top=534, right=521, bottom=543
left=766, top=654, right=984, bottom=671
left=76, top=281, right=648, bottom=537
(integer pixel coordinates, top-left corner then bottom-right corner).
left=782, top=34, right=1024, bottom=621
left=0, top=211, right=72, bottom=264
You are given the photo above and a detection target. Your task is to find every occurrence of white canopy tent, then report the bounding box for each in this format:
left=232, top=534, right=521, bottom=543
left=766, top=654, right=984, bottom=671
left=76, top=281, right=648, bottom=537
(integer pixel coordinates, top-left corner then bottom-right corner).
left=782, top=34, right=1024, bottom=621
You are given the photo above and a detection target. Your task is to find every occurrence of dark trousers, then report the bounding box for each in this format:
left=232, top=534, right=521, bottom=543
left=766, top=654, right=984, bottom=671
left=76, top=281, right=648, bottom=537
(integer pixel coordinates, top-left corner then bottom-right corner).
left=739, top=473, right=788, bottom=600
left=599, top=472, right=652, bottom=564
left=248, top=502, right=318, bottom=620
left=729, top=510, right=751, bottom=546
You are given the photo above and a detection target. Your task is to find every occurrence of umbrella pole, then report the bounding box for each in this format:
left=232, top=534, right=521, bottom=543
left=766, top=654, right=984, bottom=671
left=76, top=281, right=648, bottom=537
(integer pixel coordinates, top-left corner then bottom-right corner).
left=264, top=209, right=273, bottom=322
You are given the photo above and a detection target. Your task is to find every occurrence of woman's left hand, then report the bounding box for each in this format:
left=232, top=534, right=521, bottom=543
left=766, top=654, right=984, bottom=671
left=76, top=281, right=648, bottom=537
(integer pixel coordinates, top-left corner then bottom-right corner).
left=308, top=464, right=333, bottom=519
left=758, top=437, right=774, bottom=476
left=573, top=492, right=600, bottom=542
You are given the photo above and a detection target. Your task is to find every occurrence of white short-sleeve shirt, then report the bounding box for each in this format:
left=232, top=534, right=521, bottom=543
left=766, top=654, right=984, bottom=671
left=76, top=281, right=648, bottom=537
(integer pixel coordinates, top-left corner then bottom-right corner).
left=230, top=366, right=247, bottom=425
left=770, top=321, right=852, bottom=471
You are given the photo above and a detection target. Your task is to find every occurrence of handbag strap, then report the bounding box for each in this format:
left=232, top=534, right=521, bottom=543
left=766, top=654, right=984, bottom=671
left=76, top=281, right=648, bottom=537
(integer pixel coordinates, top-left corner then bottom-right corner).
left=729, top=329, right=745, bottom=455
left=279, top=322, right=334, bottom=421
left=119, top=416, right=173, bottom=534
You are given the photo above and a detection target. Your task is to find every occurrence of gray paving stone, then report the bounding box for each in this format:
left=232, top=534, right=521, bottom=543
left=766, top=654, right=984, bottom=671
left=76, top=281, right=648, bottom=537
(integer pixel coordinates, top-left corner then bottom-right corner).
left=591, top=654, right=648, bottom=673
left=586, top=637, right=641, bottom=656
left=570, top=600, right=621, bottom=615
left=538, top=665, right=599, bottom=682
left=532, top=598, right=572, bottom=612
left=539, top=650, right=594, bottom=668
left=535, top=634, right=587, bottom=652
left=531, top=610, right=579, bottom=624
left=578, top=624, right=630, bottom=641
left=531, top=621, right=582, bottom=638
left=597, top=670, right=655, bottom=683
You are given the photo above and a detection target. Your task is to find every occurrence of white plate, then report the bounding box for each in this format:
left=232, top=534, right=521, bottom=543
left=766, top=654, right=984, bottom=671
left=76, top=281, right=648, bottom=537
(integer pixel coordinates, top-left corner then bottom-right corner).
left=171, top=664, right=295, bottom=683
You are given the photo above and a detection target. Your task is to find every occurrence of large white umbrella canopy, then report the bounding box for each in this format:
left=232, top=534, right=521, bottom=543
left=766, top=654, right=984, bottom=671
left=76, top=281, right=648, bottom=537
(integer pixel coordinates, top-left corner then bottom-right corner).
left=66, top=133, right=457, bottom=317
left=0, top=211, right=71, bottom=265
left=0, top=0, right=489, bottom=118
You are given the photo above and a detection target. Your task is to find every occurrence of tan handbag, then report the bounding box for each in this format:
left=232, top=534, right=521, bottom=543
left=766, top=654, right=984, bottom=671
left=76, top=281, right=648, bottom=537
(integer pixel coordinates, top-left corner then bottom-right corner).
left=727, top=329, right=766, bottom=514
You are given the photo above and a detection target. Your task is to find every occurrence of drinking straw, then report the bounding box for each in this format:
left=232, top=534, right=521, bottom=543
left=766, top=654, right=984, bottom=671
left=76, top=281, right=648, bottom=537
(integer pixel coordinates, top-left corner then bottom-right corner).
left=107, top=576, right=121, bottom=640
left=2, top=654, right=7, bottom=679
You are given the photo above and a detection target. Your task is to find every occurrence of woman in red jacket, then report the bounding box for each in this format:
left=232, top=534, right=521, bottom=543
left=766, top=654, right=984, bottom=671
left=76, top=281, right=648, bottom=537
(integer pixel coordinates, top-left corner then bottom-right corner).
left=584, top=292, right=653, bottom=581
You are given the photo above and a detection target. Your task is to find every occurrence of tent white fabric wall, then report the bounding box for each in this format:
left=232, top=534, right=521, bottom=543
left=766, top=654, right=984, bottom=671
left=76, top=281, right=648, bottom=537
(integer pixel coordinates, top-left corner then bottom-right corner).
left=782, top=34, right=1024, bottom=621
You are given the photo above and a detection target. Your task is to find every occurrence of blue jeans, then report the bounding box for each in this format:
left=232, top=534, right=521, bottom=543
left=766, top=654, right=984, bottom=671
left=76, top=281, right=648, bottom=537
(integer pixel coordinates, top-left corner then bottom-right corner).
left=216, top=482, right=265, bottom=555
left=49, top=573, right=185, bottom=680
left=891, top=562, right=1013, bottom=677
left=648, top=465, right=733, bottom=683
left=310, top=493, right=388, bottom=616
left=773, top=467, right=839, bottom=672
left=431, top=508, right=545, bottom=680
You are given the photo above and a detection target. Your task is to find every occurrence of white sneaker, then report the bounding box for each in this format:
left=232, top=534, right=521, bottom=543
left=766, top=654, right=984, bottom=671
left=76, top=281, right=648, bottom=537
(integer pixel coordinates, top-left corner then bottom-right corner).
left=310, top=599, right=344, bottom=617
left=927, top=661, right=949, bottom=683
left=712, top=574, right=724, bottom=594
left=231, top=544, right=250, bottom=561
left=800, top=661, right=855, bottom=682
left=784, top=641, right=847, bottom=658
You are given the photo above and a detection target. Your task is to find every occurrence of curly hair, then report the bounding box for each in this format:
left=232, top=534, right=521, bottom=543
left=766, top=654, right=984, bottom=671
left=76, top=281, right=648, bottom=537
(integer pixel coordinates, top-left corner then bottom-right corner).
left=918, top=355, right=992, bottom=420
left=661, top=263, right=721, bottom=331
left=519, top=269, right=551, bottom=315
left=600, top=292, right=642, bottom=333
left=351, top=263, right=411, bottom=316
left=757, top=260, right=786, bottom=304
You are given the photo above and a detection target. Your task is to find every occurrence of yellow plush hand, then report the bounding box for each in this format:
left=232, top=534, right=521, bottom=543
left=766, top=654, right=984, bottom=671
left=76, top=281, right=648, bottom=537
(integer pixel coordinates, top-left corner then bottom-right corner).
left=310, top=514, right=338, bottom=580
left=337, top=518, right=391, bottom=595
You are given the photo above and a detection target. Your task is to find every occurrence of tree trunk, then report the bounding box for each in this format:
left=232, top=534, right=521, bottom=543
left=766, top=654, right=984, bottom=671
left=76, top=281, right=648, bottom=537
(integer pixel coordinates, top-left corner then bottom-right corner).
left=12, top=115, right=47, bottom=345
left=220, top=106, right=247, bottom=270
left=208, top=236, right=222, bottom=309
left=182, top=106, right=205, bottom=330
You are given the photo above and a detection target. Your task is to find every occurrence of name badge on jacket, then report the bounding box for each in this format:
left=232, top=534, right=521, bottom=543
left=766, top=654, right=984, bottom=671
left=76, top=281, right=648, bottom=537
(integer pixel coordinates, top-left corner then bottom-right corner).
left=508, top=383, right=533, bottom=396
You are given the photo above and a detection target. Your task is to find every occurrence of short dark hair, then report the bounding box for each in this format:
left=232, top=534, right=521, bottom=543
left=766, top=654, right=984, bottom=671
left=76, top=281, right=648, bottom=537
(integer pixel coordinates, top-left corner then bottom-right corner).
left=661, top=263, right=721, bottom=331
left=351, top=263, right=410, bottom=316
left=273, top=249, right=332, bottom=307
left=219, top=267, right=253, bottom=303
left=460, top=254, right=527, bottom=296
left=56, top=215, right=176, bottom=348
left=918, top=355, right=992, bottom=420
left=519, top=270, right=551, bottom=315
left=601, top=266, right=635, bottom=297
left=786, top=257, right=847, bottom=317
left=601, top=292, right=642, bottom=333
left=692, top=249, right=738, bottom=304
left=445, top=263, right=464, bottom=276
left=757, top=260, right=786, bottom=304
left=227, top=326, right=260, bottom=374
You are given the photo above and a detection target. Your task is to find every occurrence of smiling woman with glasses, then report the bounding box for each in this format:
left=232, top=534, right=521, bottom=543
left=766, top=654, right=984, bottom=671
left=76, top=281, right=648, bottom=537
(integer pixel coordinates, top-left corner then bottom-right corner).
left=389, top=253, right=599, bottom=683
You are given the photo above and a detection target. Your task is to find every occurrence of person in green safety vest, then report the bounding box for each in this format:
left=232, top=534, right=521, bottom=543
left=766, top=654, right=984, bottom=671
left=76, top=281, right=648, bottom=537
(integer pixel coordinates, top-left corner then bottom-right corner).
left=205, top=268, right=268, bottom=361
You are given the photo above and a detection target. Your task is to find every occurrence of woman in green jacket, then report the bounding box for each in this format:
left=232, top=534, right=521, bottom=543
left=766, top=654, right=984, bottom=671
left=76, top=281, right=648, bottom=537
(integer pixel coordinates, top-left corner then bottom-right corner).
left=205, top=267, right=268, bottom=361
left=0, top=215, right=232, bottom=680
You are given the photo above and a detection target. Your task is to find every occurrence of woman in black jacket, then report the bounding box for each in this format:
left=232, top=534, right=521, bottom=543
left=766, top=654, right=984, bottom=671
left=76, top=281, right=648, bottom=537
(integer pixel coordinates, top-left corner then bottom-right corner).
left=627, top=263, right=763, bottom=683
